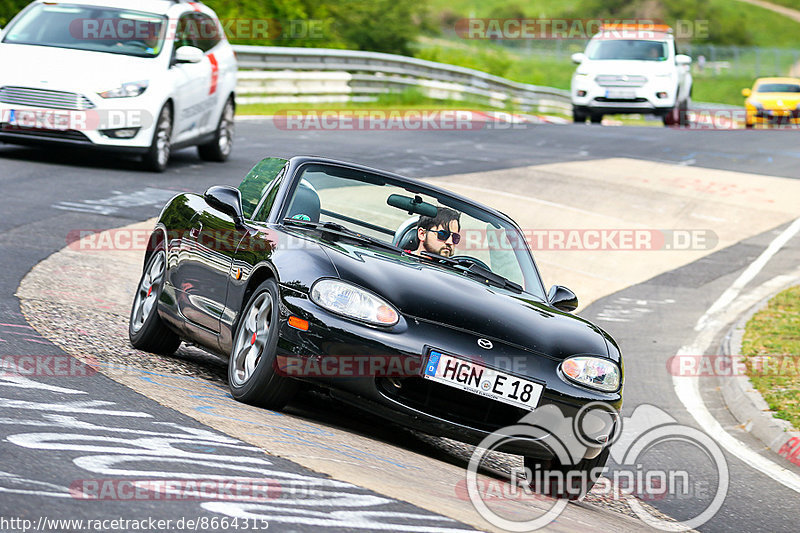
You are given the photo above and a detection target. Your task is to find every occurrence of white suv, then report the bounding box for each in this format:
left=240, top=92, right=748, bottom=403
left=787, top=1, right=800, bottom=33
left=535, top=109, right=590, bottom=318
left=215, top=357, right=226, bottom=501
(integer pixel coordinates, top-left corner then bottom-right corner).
left=570, top=25, right=692, bottom=126
left=0, top=0, right=237, bottom=171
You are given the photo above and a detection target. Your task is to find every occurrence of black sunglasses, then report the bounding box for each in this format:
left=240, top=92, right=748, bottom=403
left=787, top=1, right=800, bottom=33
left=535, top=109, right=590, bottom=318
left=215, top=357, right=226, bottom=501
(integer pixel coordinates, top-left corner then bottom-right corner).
left=427, top=228, right=461, bottom=245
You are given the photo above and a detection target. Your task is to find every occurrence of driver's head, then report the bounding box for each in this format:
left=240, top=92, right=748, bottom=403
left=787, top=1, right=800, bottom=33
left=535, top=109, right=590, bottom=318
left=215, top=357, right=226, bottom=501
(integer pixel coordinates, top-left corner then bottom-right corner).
left=415, top=207, right=461, bottom=257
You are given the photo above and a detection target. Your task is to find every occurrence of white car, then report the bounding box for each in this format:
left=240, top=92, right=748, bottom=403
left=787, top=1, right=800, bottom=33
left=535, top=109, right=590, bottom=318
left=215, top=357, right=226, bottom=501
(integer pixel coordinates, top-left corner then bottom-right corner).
left=570, top=25, right=692, bottom=126
left=0, top=0, right=237, bottom=171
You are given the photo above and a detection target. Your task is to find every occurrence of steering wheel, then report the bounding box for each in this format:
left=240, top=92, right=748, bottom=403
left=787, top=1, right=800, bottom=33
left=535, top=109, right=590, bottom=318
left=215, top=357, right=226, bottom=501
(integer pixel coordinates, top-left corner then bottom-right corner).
left=451, top=255, right=491, bottom=271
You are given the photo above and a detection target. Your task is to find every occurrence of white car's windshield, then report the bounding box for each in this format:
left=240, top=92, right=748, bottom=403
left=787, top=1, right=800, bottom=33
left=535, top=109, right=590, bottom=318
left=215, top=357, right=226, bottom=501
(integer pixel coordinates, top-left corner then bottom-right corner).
left=2, top=3, right=167, bottom=58
left=281, top=164, right=546, bottom=298
left=586, top=39, right=668, bottom=61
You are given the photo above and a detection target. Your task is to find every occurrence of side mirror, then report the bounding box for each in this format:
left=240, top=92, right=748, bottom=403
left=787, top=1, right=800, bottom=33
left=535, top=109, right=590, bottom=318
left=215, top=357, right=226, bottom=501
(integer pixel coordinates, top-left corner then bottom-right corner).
left=175, top=46, right=204, bottom=64
left=571, top=52, right=586, bottom=64
left=548, top=285, right=578, bottom=312
left=741, top=88, right=752, bottom=97
left=675, top=54, right=692, bottom=66
left=204, top=186, right=244, bottom=222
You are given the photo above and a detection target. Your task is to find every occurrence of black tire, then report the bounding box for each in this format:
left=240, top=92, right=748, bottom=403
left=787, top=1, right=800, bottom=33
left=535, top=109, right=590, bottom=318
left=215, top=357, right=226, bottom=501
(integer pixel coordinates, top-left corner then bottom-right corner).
left=525, top=448, right=609, bottom=500
left=572, top=109, right=587, bottom=123
left=142, top=104, right=172, bottom=172
left=677, top=98, right=690, bottom=126
left=129, top=250, right=181, bottom=355
left=590, top=113, right=603, bottom=124
left=198, top=97, right=234, bottom=162
left=228, top=279, right=297, bottom=409
left=745, top=121, right=754, bottom=129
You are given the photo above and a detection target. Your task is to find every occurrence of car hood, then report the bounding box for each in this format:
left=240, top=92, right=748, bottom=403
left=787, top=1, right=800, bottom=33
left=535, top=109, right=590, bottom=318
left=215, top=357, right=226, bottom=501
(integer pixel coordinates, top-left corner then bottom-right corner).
left=321, top=241, right=610, bottom=359
left=578, top=59, right=675, bottom=77
left=749, top=94, right=800, bottom=109
left=0, top=43, right=158, bottom=94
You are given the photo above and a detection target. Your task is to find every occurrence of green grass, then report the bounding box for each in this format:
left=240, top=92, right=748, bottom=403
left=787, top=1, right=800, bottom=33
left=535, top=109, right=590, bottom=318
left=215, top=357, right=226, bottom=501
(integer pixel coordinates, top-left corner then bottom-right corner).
left=741, top=286, right=800, bottom=431
left=707, top=0, right=800, bottom=48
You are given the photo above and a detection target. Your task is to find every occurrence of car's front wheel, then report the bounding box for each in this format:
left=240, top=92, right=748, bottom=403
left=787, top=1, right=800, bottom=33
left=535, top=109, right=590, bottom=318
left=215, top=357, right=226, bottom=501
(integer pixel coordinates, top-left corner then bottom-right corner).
left=572, top=109, right=587, bottom=123
left=129, top=249, right=181, bottom=355
left=142, top=104, right=172, bottom=172
left=198, top=97, right=234, bottom=162
left=524, top=448, right=609, bottom=500
left=228, top=279, right=297, bottom=409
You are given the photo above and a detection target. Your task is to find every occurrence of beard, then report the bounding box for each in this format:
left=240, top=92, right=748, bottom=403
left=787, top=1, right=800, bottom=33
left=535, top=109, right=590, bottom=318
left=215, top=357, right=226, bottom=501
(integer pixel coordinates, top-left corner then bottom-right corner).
left=423, top=238, right=453, bottom=257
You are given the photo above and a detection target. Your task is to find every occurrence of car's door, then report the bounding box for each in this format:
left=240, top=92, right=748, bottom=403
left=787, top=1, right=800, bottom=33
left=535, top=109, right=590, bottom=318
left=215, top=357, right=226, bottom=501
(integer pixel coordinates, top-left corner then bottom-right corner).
left=217, top=158, right=290, bottom=351
left=190, top=12, right=226, bottom=136
left=178, top=197, right=247, bottom=339
left=168, top=12, right=210, bottom=144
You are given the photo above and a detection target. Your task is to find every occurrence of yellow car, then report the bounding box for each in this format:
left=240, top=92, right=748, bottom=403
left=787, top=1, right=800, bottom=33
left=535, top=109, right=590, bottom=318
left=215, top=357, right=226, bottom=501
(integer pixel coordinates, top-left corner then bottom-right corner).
left=742, top=77, right=800, bottom=128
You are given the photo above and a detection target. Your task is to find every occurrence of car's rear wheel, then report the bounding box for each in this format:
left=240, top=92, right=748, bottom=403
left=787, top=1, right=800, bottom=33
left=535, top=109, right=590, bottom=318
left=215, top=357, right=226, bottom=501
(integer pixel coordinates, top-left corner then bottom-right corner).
left=142, top=104, right=172, bottom=172
left=524, top=448, right=609, bottom=500
left=129, top=250, right=181, bottom=355
left=590, top=113, right=603, bottom=124
left=198, top=97, right=235, bottom=162
left=228, top=279, right=297, bottom=409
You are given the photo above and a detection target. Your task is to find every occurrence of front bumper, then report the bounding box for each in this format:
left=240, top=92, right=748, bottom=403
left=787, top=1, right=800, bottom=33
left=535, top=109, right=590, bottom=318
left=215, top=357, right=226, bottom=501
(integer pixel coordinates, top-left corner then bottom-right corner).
left=571, top=75, right=677, bottom=115
left=0, top=98, right=158, bottom=152
left=748, top=108, right=800, bottom=125
left=277, top=292, right=622, bottom=460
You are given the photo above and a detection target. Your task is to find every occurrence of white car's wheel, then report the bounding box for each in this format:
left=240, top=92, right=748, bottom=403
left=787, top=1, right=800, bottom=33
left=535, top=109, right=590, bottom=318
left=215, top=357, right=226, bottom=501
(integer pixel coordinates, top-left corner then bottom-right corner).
left=143, top=104, right=172, bottom=172
left=198, top=97, right=234, bottom=162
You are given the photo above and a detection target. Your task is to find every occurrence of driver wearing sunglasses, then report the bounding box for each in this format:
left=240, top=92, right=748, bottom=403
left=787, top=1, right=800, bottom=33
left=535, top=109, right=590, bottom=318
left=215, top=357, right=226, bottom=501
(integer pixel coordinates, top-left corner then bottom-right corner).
left=412, top=207, right=462, bottom=258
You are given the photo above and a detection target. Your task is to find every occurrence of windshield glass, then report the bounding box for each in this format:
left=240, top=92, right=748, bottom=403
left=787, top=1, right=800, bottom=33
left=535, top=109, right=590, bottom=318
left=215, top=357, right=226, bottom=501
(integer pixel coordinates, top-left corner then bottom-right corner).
left=282, top=163, right=545, bottom=298
left=2, top=3, right=167, bottom=58
left=756, top=83, right=800, bottom=93
left=586, top=39, right=668, bottom=61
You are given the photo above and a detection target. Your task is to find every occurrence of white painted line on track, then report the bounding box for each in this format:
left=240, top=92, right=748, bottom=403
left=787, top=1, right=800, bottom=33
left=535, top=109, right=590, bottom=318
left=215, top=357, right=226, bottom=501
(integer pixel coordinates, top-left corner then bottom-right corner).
left=698, top=216, right=800, bottom=330
left=673, top=216, right=800, bottom=494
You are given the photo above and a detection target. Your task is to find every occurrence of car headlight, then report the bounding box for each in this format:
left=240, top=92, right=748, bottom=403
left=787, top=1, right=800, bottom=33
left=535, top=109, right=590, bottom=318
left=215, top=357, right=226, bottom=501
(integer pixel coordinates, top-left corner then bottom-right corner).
left=560, top=356, right=620, bottom=392
left=98, top=81, right=149, bottom=99
left=751, top=100, right=764, bottom=110
left=310, top=279, right=399, bottom=326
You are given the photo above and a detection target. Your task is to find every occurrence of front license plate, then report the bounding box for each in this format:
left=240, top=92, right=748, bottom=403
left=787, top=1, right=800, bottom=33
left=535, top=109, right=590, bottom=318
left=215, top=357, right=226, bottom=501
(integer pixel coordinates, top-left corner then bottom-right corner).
left=423, top=350, right=543, bottom=411
left=605, top=89, right=637, bottom=99
left=5, top=109, right=72, bottom=130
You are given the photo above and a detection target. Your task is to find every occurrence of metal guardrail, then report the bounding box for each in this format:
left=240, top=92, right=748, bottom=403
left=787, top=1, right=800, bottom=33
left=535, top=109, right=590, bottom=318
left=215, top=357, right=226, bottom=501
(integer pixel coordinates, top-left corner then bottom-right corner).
left=232, top=45, right=572, bottom=114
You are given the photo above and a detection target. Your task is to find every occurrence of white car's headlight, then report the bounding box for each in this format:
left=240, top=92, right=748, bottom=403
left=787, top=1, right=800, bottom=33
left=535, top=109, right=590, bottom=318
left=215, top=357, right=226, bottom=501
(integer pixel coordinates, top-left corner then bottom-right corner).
left=560, top=356, right=620, bottom=392
left=310, top=279, right=399, bottom=326
left=98, top=81, right=149, bottom=99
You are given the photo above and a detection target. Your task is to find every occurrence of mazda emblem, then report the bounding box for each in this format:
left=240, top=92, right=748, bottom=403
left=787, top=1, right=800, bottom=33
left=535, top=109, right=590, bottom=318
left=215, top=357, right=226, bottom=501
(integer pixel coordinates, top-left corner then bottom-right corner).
left=477, top=338, right=493, bottom=350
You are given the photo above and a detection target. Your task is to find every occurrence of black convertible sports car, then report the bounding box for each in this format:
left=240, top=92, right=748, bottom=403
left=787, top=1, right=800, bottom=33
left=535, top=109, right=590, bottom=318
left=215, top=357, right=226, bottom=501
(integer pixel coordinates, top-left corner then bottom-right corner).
left=129, top=155, right=623, bottom=487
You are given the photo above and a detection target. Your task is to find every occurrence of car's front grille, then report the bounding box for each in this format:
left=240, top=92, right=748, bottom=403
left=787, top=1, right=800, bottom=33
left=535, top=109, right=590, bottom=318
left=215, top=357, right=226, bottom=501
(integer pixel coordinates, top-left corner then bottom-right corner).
left=595, top=75, right=648, bottom=87
left=594, top=97, right=649, bottom=103
left=0, top=123, right=91, bottom=142
left=0, top=86, right=96, bottom=110
left=377, top=377, right=530, bottom=432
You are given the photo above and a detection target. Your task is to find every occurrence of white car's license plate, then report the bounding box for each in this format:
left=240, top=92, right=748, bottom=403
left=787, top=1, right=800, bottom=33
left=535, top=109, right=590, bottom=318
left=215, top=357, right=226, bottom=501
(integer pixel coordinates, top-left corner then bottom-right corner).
left=423, top=350, right=543, bottom=411
left=5, top=109, right=72, bottom=130
left=605, top=89, right=637, bottom=99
